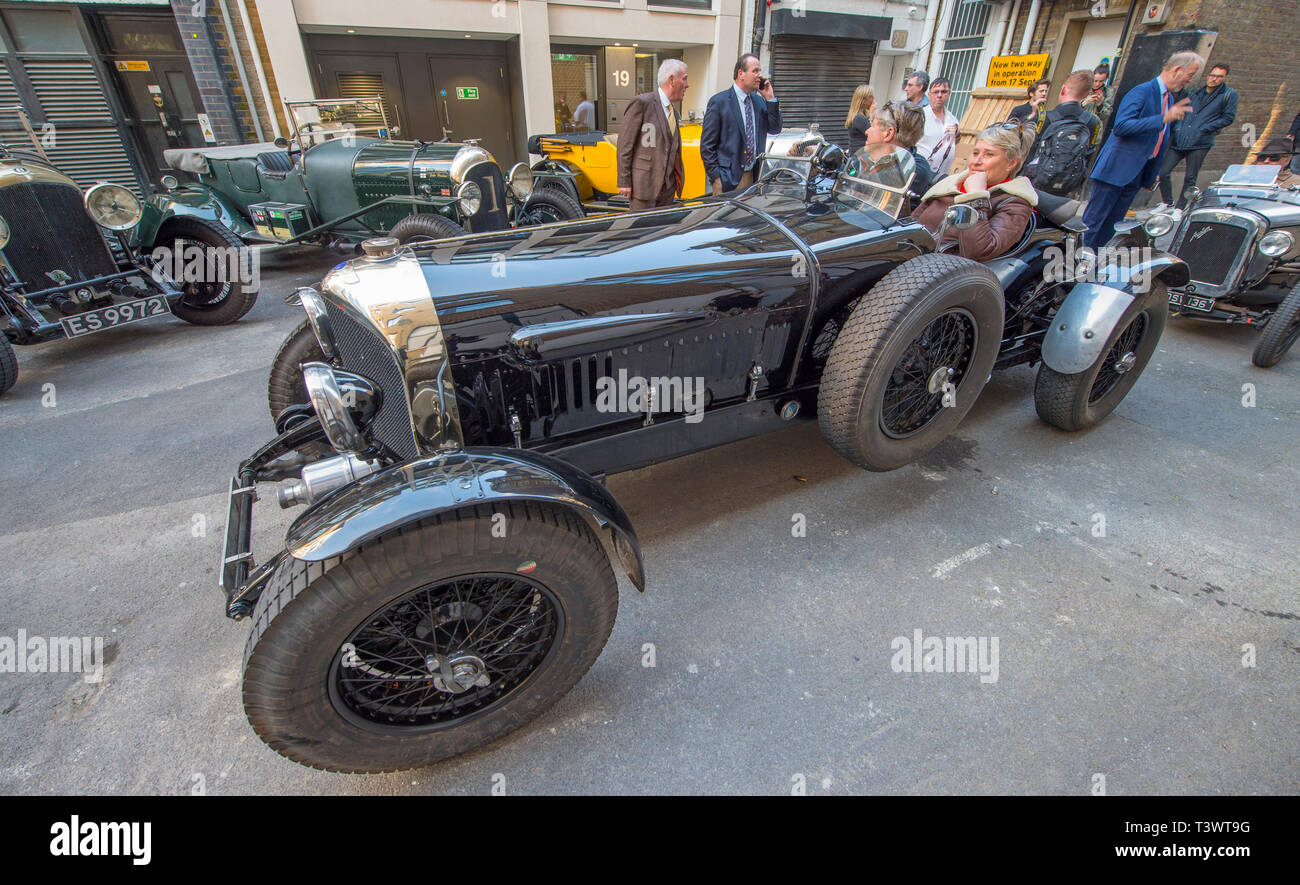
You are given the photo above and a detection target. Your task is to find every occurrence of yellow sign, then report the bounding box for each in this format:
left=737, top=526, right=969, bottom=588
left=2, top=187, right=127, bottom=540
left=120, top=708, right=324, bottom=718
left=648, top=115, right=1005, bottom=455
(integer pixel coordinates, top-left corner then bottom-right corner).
left=986, top=54, right=1050, bottom=88
left=115, top=60, right=151, bottom=72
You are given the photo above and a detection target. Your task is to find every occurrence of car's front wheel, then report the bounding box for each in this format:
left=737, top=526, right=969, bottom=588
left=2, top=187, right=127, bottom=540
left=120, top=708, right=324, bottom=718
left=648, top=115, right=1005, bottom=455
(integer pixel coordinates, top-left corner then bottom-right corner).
left=514, top=189, right=584, bottom=226
left=152, top=217, right=259, bottom=325
left=818, top=254, right=1005, bottom=471
left=1251, top=282, right=1300, bottom=368
left=241, top=502, right=618, bottom=772
left=390, top=213, right=466, bottom=245
left=1034, top=282, right=1168, bottom=431
left=0, top=334, right=17, bottom=396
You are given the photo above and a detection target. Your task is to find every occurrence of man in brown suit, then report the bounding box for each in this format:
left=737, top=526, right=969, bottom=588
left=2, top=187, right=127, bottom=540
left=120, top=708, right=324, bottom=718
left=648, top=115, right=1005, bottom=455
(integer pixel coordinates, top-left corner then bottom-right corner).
left=617, top=59, right=689, bottom=210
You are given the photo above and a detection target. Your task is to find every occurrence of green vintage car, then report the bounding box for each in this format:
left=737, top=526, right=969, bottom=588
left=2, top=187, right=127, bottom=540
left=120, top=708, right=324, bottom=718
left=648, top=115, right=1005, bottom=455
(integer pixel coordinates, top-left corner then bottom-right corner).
left=151, top=98, right=583, bottom=248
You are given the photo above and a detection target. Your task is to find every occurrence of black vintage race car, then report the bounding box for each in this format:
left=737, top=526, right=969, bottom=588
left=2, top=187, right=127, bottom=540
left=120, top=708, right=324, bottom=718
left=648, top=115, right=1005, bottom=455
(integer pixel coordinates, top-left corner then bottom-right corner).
left=0, top=106, right=258, bottom=396
left=1127, top=163, right=1300, bottom=367
left=221, top=139, right=1187, bottom=772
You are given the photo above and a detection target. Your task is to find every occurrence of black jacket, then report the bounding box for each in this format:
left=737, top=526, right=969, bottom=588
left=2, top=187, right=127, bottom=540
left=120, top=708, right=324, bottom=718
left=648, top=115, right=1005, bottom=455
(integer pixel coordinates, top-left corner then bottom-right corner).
left=1171, top=84, right=1237, bottom=151
left=848, top=113, right=870, bottom=154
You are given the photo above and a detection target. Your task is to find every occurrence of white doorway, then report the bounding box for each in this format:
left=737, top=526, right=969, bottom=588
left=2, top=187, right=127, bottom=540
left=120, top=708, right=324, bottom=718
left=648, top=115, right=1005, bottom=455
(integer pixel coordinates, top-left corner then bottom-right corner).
left=1072, top=18, right=1124, bottom=72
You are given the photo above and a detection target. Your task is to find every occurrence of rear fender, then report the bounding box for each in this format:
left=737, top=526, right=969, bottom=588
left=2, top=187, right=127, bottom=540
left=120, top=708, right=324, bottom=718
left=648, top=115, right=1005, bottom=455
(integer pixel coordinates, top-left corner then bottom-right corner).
left=284, top=447, right=646, bottom=591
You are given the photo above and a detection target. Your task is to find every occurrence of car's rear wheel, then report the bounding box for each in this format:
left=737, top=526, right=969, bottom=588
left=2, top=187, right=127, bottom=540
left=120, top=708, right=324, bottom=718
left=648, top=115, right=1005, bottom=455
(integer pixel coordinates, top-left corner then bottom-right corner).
left=0, top=335, right=17, bottom=396
left=515, top=189, right=584, bottom=226
left=1034, top=282, right=1168, bottom=431
left=390, top=213, right=466, bottom=245
left=241, top=502, right=618, bottom=772
left=1251, top=283, right=1300, bottom=368
left=153, top=217, right=259, bottom=325
left=818, top=254, right=1004, bottom=471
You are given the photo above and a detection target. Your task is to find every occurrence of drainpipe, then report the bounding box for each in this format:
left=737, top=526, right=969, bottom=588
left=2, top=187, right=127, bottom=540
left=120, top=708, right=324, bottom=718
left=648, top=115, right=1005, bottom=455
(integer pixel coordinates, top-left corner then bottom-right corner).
left=216, top=0, right=264, bottom=142
left=236, top=0, right=281, bottom=139
left=918, top=0, right=942, bottom=73
left=1018, top=0, right=1042, bottom=56
left=1000, top=0, right=1021, bottom=54
left=990, top=1, right=1013, bottom=65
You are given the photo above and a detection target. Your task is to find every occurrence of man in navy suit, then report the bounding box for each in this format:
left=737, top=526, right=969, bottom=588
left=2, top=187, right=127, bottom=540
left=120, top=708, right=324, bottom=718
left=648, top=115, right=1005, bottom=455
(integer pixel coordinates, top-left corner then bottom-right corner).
left=1081, top=51, right=1203, bottom=249
left=701, top=54, right=783, bottom=195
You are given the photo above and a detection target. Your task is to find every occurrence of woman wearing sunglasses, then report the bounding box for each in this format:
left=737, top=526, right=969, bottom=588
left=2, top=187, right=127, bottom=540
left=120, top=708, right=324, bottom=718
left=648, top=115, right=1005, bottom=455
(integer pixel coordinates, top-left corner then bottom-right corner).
left=913, top=121, right=1039, bottom=262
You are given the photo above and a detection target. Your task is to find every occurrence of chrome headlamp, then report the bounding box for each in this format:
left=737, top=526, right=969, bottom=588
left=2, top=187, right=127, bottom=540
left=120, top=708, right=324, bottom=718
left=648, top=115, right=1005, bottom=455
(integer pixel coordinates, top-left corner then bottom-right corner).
left=456, top=180, right=482, bottom=216
left=83, top=183, right=143, bottom=231
left=303, top=363, right=365, bottom=453
left=1143, top=211, right=1178, bottom=237
left=293, top=286, right=336, bottom=360
left=1259, top=229, right=1294, bottom=257
left=507, top=162, right=534, bottom=201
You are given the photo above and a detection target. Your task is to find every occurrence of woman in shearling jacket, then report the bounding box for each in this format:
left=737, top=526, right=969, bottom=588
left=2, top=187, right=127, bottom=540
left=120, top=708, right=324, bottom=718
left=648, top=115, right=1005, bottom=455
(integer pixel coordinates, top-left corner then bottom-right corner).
left=913, top=121, right=1039, bottom=262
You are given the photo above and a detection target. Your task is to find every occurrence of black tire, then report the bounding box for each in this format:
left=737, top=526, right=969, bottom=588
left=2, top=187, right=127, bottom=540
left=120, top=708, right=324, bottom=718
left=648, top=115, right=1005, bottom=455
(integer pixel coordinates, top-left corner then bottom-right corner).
left=536, top=176, right=583, bottom=208
left=1251, top=283, right=1300, bottom=368
left=0, top=335, right=17, bottom=397
left=389, top=213, right=466, bottom=245
left=241, top=501, right=619, bottom=773
left=818, top=254, right=1005, bottom=471
left=515, top=189, right=584, bottom=226
left=1034, top=281, right=1168, bottom=431
left=267, top=319, right=322, bottom=423
left=152, top=217, right=258, bottom=325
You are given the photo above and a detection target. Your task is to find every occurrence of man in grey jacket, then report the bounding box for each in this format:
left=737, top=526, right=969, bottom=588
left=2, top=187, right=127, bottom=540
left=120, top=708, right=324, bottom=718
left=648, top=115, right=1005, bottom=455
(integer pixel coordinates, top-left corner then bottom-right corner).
left=1157, top=62, right=1237, bottom=209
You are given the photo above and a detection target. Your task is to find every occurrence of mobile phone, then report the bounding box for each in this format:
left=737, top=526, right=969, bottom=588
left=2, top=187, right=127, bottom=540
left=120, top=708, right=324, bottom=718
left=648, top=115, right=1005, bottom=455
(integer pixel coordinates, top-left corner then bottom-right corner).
left=759, top=76, right=769, bottom=92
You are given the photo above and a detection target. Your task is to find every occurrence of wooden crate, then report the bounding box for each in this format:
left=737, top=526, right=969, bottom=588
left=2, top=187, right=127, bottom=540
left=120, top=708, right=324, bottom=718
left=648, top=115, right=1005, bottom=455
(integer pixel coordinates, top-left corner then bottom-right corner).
left=951, top=87, right=1025, bottom=172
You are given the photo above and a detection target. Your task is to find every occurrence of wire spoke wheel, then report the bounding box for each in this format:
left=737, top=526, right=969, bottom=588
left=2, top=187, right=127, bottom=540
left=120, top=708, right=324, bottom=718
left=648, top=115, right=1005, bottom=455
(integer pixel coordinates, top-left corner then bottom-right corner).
left=1088, top=311, right=1147, bottom=403
left=880, top=308, right=976, bottom=439
left=329, top=573, right=562, bottom=732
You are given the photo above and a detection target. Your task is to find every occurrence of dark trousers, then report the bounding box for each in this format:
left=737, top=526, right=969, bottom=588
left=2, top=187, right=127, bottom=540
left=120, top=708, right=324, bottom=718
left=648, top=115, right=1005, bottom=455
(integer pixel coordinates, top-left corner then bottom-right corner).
left=630, top=180, right=676, bottom=211
left=1082, top=176, right=1143, bottom=249
left=1158, top=146, right=1209, bottom=207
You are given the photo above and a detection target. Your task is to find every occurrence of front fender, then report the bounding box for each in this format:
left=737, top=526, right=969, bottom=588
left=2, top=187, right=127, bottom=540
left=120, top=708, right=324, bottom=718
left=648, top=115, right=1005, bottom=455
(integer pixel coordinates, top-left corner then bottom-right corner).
left=284, top=447, right=646, bottom=591
left=1040, top=282, right=1136, bottom=374
left=142, top=185, right=258, bottom=245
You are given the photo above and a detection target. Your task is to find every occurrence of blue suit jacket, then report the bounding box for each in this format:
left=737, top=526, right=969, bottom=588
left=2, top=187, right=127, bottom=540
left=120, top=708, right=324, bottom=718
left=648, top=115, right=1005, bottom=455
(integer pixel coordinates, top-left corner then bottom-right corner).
left=700, top=87, right=782, bottom=190
left=1090, top=77, right=1172, bottom=189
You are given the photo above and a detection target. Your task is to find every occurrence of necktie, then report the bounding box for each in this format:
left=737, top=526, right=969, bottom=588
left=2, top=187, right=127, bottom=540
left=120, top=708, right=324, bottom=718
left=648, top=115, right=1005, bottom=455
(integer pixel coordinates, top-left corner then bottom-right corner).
left=743, top=97, right=755, bottom=170
left=665, top=102, right=676, bottom=135
left=1152, top=89, right=1169, bottom=158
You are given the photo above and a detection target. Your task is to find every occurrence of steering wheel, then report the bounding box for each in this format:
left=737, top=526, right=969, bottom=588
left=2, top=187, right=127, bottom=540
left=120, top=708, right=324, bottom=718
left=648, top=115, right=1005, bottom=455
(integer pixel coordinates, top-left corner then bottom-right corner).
left=758, top=165, right=808, bottom=185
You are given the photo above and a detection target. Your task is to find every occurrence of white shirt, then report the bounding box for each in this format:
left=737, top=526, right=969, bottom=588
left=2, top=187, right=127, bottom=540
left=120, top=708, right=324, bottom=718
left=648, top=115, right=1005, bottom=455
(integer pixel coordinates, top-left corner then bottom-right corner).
left=917, top=103, right=960, bottom=176
left=574, top=99, right=595, bottom=129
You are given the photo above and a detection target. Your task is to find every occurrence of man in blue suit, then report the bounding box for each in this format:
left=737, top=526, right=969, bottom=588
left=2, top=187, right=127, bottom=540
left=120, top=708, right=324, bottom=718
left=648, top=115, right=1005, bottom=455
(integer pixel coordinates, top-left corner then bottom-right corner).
left=1082, top=51, right=1203, bottom=249
left=701, top=54, right=783, bottom=196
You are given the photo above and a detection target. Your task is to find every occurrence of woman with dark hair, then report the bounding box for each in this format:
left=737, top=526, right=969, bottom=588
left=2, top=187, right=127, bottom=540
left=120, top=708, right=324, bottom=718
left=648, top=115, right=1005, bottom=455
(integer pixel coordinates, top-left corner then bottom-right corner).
left=913, top=121, right=1039, bottom=262
left=845, top=84, right=877, bottom=154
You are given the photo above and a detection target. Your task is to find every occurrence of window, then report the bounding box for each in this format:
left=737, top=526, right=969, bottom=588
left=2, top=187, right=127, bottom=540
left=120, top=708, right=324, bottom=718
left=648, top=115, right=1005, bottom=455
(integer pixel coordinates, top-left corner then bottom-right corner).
left=551, top=51, right=599, bottom=132
left=4, top=9, right=85, bottom=53
left=937, top=0, right=993, bottom=120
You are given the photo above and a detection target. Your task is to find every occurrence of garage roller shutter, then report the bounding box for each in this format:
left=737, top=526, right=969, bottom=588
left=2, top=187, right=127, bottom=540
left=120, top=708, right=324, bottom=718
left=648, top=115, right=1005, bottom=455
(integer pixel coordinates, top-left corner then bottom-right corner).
left=769, top=36, right=876, bottom=151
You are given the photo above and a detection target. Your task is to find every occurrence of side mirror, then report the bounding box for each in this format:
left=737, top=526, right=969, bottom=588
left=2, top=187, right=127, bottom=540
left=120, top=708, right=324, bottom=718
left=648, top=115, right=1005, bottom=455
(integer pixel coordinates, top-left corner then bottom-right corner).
left=934, top=203, right=978, bottom=250
left=274, top=136, right=290, bottom=149
left=1184, top=185, right=1202, bottom=206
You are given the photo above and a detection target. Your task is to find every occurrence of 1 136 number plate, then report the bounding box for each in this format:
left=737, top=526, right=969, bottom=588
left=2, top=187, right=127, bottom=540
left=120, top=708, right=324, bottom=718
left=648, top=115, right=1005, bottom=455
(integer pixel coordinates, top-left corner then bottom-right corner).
left=1169, top=291, right=1214, bottom=313
left=59, top=295, right=171, bottom=338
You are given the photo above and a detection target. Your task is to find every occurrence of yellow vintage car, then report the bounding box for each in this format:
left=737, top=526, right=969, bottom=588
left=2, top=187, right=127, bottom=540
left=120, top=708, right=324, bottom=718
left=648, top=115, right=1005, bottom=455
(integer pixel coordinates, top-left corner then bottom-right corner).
left=527, top=123, right=707, bottom=211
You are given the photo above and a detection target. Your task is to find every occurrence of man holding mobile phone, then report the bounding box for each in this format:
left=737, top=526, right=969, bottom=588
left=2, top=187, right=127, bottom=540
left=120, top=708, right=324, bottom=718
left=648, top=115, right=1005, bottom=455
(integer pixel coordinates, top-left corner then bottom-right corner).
left=701, top=54, right=782, bottom=196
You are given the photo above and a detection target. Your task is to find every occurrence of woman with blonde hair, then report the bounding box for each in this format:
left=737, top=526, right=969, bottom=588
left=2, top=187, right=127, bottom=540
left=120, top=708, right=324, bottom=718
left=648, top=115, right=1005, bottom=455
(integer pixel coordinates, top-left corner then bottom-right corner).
left=913, top=120, right=1039, bottom=262
left=845, top=84, right=877, bottom=153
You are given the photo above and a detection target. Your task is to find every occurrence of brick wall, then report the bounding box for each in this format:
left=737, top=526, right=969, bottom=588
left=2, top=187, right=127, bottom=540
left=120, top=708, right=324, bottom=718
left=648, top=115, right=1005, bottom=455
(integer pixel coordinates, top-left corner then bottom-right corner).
left=1001, top=0, right=1300, bottom=181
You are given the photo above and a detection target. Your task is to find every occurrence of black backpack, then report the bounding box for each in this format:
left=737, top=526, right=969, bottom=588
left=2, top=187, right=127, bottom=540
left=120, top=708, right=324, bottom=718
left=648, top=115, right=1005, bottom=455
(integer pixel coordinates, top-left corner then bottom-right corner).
left=1024, top=117, right=1094, bottom=197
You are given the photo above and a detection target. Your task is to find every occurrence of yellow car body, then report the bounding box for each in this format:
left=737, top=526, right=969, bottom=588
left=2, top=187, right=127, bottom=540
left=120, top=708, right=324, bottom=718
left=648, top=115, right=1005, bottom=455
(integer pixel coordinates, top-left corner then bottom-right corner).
left=531, top=123, right=707, bottom=206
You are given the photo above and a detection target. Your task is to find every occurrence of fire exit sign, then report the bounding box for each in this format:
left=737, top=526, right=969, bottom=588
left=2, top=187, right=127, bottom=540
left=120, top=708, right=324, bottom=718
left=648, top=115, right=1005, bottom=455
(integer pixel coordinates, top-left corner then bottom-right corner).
left=456, top=87, right=480, bottom=100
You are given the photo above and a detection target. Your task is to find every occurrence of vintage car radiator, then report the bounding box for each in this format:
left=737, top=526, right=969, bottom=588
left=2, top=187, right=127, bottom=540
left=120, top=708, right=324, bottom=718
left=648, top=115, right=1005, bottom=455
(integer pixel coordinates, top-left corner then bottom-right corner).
left=1178, top=220, right=1249, bottom=289
left=323, top=300, right=421, bottom=461
left=0, top=181, right=117, bottom=290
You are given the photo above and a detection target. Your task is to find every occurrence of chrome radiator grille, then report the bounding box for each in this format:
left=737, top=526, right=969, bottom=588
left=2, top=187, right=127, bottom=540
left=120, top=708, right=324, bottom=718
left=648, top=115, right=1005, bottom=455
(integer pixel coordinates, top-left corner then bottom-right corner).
left=1178, top=221, right=1248, bottom=288
left=324, top=301, right=420, bottom=461
left=0, top=181, right=117, bottom=290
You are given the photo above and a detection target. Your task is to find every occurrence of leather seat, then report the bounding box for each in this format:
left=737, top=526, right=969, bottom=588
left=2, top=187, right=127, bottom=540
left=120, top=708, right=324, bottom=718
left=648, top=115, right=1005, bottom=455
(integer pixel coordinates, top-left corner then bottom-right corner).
left=1034, top=189, right=1082, bottom=229
left=256, top=150, right=297, bottom=181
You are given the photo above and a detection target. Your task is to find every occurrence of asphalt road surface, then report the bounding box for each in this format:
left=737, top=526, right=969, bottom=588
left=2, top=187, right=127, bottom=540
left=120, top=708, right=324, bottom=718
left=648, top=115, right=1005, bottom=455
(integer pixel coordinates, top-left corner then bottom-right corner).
left=1, top=244, right=1296, bottom=795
